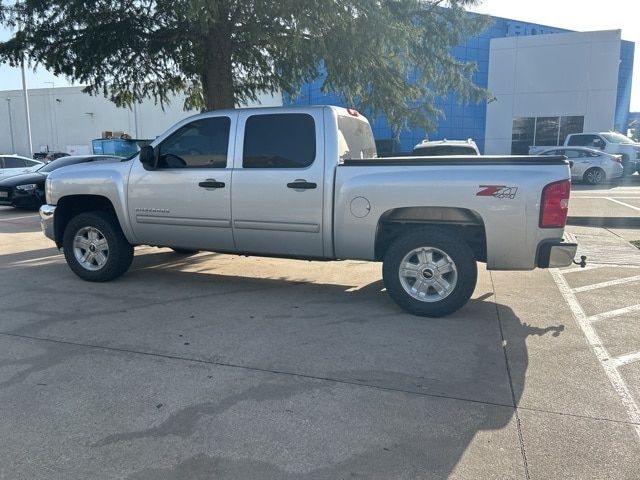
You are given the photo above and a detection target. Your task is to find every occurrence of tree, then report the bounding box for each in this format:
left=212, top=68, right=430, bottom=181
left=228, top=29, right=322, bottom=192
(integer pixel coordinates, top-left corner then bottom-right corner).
left=0, top=0, right=489, bottom=131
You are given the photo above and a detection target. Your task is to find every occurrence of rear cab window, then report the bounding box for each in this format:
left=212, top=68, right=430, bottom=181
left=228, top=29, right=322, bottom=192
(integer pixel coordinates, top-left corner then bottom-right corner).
left=337, top=114, right=377, bottom=161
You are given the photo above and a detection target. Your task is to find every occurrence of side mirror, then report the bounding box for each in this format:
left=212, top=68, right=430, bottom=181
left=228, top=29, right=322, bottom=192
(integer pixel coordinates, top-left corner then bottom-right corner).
left=139, top=145, right=157, bottom=170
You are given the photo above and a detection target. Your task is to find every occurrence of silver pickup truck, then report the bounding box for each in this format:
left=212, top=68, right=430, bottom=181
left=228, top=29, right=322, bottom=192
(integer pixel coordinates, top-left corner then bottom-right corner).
left=40, top=106, right=577, bottom=317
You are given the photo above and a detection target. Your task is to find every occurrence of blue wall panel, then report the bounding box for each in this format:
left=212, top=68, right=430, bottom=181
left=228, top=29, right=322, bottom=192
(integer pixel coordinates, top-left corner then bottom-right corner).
left=615, top=41, right=635, bottom=133
left=283, top=13, right=634, bottom=154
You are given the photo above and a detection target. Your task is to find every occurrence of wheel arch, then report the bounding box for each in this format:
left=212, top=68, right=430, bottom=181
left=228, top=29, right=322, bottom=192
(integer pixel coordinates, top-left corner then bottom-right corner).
left=54, top=195, right=122, bottom=247
left=374, top=206, right=487, bottom=262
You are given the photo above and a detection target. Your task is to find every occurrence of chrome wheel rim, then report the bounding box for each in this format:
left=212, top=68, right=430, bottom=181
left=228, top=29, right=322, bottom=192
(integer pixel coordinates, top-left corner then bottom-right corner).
left=73, top=226, right=109, bottom=271
left=587, top=170, right=603, bottom=184
left=399, top=247, right=458, bottom=302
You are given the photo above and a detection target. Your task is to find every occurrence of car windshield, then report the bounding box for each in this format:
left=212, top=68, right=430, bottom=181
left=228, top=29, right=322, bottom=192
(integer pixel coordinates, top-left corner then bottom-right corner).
left=601, top=132, right=635, bottom=144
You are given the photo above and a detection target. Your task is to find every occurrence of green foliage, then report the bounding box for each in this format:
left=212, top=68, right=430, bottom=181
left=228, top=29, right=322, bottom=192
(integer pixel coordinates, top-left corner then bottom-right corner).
left=0, top=0, right=489, bottom=132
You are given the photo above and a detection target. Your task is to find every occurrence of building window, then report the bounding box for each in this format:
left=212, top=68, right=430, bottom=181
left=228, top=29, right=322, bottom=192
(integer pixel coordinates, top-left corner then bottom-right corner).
left=511, top=116, right=584, bottom=154
left=559, top=116, right=584, bottom=145
left=511, top=117, right=535, bottom=155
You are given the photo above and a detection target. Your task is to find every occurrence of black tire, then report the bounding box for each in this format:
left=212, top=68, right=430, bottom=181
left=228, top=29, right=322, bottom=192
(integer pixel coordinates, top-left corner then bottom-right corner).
left=382, top=228, right=477, bottom=317
left=62, top=211, right=133, bottom=282
left=621, top=155, right=632, bottom=176
left=170, top=248, right=199, bottom=255
left=583, top=167, right=606, bottom=185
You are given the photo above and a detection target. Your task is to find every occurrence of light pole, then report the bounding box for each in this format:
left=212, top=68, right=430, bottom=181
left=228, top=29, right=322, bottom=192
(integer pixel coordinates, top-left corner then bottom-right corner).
left=6, top=98, right=15, bottom=153
left=16, top=7, right=33, bottom=157
left=44, top=81, right=57, bottom=150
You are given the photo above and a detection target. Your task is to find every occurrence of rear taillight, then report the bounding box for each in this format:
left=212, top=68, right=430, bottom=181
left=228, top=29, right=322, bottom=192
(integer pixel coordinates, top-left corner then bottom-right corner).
left=611, top=155, right=622, bottom=164
left=540, top=179, right=570, bottom=228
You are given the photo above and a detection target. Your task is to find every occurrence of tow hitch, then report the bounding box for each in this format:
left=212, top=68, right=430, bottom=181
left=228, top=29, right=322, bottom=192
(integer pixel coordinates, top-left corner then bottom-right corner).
left=572, top=255, right=587, bottom=268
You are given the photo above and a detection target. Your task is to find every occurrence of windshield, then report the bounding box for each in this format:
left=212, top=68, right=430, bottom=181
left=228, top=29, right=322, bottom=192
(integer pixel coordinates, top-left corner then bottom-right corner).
left=601, top=132, right=635, bottom=144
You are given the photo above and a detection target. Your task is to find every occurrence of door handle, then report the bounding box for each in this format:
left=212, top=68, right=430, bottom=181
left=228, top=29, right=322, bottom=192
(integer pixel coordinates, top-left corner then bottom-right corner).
left=287, top=180, right=317, bottom=190
left=199, top=180, right=225, bottom=189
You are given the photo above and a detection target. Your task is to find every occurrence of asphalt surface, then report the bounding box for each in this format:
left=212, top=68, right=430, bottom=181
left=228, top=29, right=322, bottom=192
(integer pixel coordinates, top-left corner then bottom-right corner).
left=1, top=181, right=639, bottom=479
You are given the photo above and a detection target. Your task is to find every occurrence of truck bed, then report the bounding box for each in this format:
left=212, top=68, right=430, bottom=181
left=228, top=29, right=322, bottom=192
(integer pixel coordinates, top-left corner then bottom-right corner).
left=341, top=155, right=568, bottom=166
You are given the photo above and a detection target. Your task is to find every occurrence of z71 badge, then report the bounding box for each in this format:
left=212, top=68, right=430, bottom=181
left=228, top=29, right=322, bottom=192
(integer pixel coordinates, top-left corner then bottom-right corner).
left=476, top=185, right=518, bottom=199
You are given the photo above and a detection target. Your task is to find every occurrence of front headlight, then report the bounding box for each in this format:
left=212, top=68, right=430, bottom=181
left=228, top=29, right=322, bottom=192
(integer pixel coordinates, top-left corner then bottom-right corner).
left=15, top=184, right=38, bottom=192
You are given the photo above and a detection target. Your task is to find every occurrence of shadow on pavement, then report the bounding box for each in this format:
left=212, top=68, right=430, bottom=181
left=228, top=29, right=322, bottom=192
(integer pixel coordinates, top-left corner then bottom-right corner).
left=117, top=303, right=564, bottom=480
left=567, top=216, right=640, bottom=228
left=0, top=247, right=567, bottom=478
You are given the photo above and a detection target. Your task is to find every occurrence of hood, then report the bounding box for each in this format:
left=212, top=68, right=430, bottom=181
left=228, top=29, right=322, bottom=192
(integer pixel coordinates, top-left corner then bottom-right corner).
left=0, top=171, right=46, bottom=187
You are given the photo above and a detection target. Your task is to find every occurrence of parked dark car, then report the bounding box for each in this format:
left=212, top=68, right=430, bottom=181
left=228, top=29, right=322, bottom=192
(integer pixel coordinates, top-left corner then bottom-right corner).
left=0, top=155, right=122, bottom=209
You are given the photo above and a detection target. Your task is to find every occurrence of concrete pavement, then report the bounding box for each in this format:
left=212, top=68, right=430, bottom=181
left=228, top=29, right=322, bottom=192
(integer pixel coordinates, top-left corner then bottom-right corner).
left=1, top=205, right=639, bottom=479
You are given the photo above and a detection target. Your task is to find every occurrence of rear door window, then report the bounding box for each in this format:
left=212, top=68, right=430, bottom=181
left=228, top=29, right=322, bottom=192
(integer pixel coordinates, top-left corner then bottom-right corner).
left=4, top=157, right=26, bottom=168
left=243, top=114, right=316, bottom=168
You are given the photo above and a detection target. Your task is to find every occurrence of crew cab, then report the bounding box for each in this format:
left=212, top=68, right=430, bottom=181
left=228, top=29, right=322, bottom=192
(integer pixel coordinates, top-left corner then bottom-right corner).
left=40, top=106, right=577, bottom=317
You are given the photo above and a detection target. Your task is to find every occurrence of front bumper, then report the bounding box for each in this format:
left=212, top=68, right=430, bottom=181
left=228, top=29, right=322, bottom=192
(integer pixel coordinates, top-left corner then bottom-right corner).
left=39, top=204, right=56, bottom=241
left=537, top=239, right=578, bottom=268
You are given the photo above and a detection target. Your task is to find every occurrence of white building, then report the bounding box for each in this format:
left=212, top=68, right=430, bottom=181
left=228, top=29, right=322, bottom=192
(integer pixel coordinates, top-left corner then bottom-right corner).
left=484, top=30, right=627, bottom=154
left=0, top=86, right=281, bottom=157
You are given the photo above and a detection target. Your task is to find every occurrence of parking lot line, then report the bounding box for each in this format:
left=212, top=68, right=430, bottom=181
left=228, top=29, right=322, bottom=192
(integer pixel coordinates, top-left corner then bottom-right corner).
left=587, top=304, right=640, bottom=323
left=612, top=352, right=640, bottom=368
left=0, top=214, right=40, bottom=221
left=571, top=274, right=640, bottom=293
left=606, top=197, right=640, bottom=212
left=571, top=196, right=640, bottom=199
left=550, top=269, right=640, bottom=441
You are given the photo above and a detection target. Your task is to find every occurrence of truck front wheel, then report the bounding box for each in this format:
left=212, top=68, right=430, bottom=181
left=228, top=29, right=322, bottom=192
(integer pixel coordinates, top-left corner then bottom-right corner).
left=62, top=211, right=134, bottom=282
left=383, top=228, right=477, bottom=317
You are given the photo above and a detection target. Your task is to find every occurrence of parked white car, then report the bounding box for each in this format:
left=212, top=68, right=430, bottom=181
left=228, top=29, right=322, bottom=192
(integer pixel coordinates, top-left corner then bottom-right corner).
left=538, top=146, right=623, bottom=185
left=564, top=132, right=640, bottom=175
left=0, top=155, right=43, bottom=179
left=412, top=139, right=480, bottom=156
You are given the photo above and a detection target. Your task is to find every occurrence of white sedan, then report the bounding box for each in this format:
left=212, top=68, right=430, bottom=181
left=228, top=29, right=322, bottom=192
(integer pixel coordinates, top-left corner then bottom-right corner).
left=538, top=147, right=623, bottom=185
left=0, top=155, right=44, bottom=179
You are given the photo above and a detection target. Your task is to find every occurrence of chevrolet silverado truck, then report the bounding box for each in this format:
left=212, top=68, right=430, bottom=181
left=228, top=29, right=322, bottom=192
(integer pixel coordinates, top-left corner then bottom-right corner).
left=40, top=106, right=577, bottom=317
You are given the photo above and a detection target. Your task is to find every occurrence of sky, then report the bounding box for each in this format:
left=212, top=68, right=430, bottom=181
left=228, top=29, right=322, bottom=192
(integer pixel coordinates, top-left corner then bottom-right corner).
left=468, top=0, right=639, bottom=111
left=0, top=1, right=638, bottom=111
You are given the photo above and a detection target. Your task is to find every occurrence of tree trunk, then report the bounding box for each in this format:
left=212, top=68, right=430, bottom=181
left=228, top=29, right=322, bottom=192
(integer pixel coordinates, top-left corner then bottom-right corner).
left=201, top=23, right=234, bottom=111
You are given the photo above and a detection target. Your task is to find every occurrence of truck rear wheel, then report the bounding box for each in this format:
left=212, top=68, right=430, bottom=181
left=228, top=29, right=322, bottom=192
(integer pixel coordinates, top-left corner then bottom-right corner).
left=382, top=228, right=477, bottom=317
left=62, top=211, right=133, bottom=282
